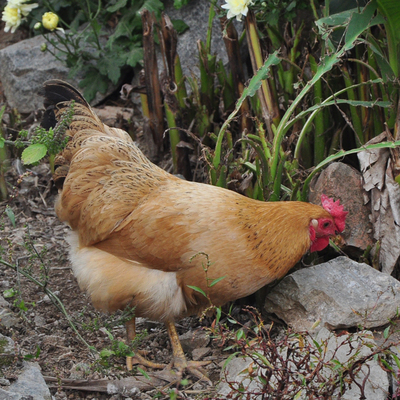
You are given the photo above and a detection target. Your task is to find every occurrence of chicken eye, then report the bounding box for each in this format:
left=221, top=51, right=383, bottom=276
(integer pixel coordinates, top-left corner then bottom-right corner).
left=323, top=221, right=331, bottom=228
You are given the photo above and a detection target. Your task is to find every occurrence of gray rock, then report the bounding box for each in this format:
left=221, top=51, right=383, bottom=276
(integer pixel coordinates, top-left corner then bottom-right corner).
left=218, top=328, right=389, bottom=399
left=218, top=356, right=260, bottom=398
left=0, top=33, right=113, bottom=114
left=316, top=328, right=388, bottom=400
left=179, top=330, right=210, bottom=353
left=0, top=34, right=77, bottom=113
left=265, top=257, right=400, bottom=331
left=192, top=347, right=211, bottom=361
left=309, top=162, right=373, bottom=254
left=0, top=362, right=52, bottom=400
left=0, top=296, right=9, bottom=307
left=164, top=0, right=233, bottom=78
left=0, top=306, right=21, bottom=329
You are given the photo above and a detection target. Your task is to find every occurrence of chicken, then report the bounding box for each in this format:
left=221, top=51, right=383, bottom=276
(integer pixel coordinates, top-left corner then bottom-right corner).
left=41, top=79, right=348, bottom=382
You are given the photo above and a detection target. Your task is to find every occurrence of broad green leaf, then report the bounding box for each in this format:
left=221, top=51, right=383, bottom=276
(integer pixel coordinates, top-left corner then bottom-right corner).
left=173, top=0, right=190, bottom=9
left=21, top=143, right=47, bottom=165
left=392, top=353, right=400, bottom=370
left=138, top=0, right=164, bottom=16
left=107, top=0, right=128, bottom=13
left=0, top=137, right=5, bottom=148
left=5, top=205, right=15, bottom=227
left=377, top=0, right=400, bottom=77
left=252, top=351, right=274, bottom=369
left=137, top=367, right=150, bottom=379
left=126, top=46, right=144, bottom=68
left=79, top=69, right=109, bottom=102
left=97, top=54, right=125, bottom=84
left=3, top=288, right=17, bottom=298
left=344, top=1, right=379, bottom=51
left=367, top=36, right=395, bottom=81
left=294, top=390, right=304, bottom=400
left=209, top=276, right=226, bottom=287
left=172, top=19, right=190, bottom=34
left=215, top=307, right=222, bottom=324
left=100, top=349, right=115, bottom=358
left=294, top=98, right=391, bottom=123
left=242, top=51, right=281, bottom=99
left=187, top=285, right=207, bottom=297
left=316, top=8, right=357, bottom=28
left=383, top=326, right=390, bottom=339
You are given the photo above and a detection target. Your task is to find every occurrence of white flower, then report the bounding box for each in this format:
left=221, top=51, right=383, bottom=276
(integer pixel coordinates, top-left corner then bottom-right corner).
left=2, top=0, right=38, bottom=33
left=221, top=0, right=253, bottom=21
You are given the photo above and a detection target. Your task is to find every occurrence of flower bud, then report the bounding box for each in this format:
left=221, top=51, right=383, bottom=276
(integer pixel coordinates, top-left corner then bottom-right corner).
left=34, top=22, right=41, bottom=30
left=42, top=12, right=59, bottom=31
left=40, top=43, right=47, bottom=52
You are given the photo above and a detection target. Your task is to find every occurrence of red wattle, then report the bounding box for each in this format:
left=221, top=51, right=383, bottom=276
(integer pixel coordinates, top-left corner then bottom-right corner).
left=310, top=236, right=329, bottom=252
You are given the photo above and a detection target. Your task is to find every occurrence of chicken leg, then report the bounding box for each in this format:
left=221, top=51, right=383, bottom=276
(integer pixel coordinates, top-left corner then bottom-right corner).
left=165, top=320, right=212, bottom=385
left=125, top=317, right=165, bottom=370
left=126, top=318, right=211, bottom=384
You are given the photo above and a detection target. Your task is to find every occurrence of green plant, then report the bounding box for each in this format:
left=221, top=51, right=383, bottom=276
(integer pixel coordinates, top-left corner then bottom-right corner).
left=16, top=100, right=74, bottom=172
left=207, top=307, right=400, bottom=399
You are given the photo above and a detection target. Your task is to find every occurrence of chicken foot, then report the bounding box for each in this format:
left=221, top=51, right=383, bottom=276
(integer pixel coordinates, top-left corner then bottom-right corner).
left=165, top=320, right=212, bottom=385
left=125, top=318, right=211, bottom=384
left=125, top=318, right=166, bottom=370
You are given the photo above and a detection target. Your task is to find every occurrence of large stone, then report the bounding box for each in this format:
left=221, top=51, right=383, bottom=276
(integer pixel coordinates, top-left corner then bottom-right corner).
left=265, top=257, right=400, bottom=331
left=218, top=328, right=389, bottom=399
left=317, top=328, right=388, bottom=400
left=0, top=361, right=52, bottom=400
left=164, top=0, right=233, bottom=77
left=0, top=34, right=76, bottom=113
left=309, top=162, right=373, bottom=254
left=0, top=34, right=113, bottom=114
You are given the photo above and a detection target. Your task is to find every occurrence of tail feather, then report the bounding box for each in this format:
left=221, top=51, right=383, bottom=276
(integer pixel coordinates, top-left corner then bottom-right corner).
left=41, top=79, right=89, bottom=109
left=40, top=79, right=132, bottom=189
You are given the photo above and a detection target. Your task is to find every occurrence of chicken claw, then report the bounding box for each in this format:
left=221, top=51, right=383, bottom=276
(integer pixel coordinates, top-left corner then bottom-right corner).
left=166, top=320, right=212, bottom=385
left=126, top=318, right=211, bottom=384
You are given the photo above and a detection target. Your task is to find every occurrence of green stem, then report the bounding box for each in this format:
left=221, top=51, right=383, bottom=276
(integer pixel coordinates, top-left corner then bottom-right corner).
left=309, top=54, right=325, bottom=165
left=342, top=62, right=364, bottom=145
left=206, top=0, right=216, bottom=54
left=294, top=79, right=384, bottom=159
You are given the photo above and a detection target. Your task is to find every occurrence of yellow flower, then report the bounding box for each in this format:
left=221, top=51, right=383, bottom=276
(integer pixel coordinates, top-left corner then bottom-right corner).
left=2, top=0, right=38, bottom=33
left=221, top=0, right=253, bottom=21
left=42, top=12, right=59, bottom=31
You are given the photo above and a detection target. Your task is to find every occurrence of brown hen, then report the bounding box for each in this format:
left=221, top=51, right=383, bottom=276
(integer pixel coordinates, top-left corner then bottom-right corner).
left=41, top=80, right=347, bottom=383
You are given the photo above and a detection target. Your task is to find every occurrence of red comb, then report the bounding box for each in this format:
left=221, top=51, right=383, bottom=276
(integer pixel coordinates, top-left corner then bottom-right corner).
left=321, top=194, right=348, bottom=232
